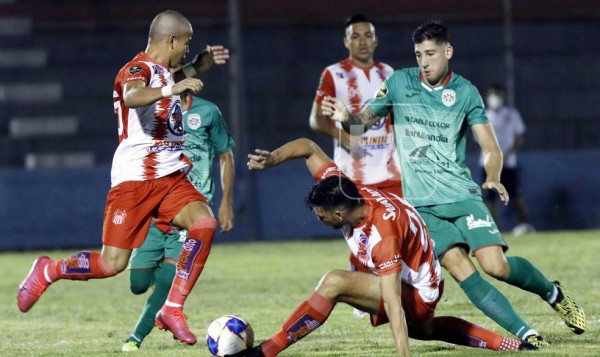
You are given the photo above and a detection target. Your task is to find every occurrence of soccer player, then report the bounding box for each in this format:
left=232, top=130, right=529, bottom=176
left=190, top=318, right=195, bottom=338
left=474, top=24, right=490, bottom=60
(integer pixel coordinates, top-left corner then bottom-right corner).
left=480, top=83, right=534, bottom=235
left=321, top=20, right=586, bottom=347
left=227, top=138, right=533, bottom=357
left=122, top=94, right=235, bottom=352
left=309, top=14, right=401, bottom=317
left=17, top=10, right=229, bottom=345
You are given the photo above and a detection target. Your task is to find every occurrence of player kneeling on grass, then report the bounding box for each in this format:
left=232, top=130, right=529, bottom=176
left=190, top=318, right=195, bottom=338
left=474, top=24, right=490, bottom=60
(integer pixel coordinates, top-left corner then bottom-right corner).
left=226, top=138, right=535, bottom=357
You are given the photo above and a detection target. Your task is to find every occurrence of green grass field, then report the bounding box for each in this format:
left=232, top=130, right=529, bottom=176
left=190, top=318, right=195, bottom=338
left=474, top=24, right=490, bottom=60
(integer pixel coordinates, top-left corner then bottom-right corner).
left=2, top=231, right=599, bottom=356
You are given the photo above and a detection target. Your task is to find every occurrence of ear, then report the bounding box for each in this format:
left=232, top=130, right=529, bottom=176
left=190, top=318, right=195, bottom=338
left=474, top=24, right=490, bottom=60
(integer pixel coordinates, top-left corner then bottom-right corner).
left=373, top=35, right=379, bottom=48
left=445, top=44, right=453, bottom=60
left=169, top=35, right=176, bottom=50
left=343, top=36, right=350, bottom=50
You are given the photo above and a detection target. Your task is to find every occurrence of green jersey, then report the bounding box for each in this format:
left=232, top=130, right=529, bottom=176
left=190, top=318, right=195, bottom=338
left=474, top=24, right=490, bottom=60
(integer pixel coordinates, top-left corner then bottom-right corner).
left=368, top=67, right=487, bottom=207
left=183, top=96, right=235, bottom=203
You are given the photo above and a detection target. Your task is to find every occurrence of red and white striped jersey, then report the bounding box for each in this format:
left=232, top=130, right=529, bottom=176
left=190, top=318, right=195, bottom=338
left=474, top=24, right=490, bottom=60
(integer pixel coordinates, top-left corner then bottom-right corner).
left=111, top=52, right=191, bottom=187
left=315, top=58, right=400, bottom=185
left=314, top=162, right=442, bottom=303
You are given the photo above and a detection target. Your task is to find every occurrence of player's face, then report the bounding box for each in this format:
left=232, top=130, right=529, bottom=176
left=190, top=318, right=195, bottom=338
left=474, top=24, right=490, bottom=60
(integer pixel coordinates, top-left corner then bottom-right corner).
left=414, top=40, right=453, bottom=86
left=313, top=206, right=346, bottom=230
left=344, top=22, right=377, bottom=66
left=169, top=32, right=192, bottom=68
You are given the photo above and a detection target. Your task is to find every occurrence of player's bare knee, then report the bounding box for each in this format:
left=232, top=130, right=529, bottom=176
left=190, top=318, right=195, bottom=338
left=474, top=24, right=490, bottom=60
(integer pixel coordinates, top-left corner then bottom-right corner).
left=441, top=248, right=476, bottom=282
left=315, top=270, right=347, bottom=300
left=480, top=260, right=510, bottom=280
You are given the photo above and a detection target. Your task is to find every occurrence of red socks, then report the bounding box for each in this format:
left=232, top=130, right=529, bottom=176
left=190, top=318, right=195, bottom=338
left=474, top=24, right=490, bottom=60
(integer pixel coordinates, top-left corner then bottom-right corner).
left=48, top=251, right=117, bottom=281
left=165, top=217, right=217, bottom=307
left=261, top=292, right=335, bottom=357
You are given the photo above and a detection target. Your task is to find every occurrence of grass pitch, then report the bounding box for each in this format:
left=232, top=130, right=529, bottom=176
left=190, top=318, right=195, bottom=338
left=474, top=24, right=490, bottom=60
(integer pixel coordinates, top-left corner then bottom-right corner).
left=1, top=230, right=599, bottom=356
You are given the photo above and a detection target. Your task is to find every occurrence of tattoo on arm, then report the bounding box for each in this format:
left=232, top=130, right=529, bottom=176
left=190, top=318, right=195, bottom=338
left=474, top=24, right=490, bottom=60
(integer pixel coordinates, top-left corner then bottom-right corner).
left=342, top=107, right=379, bottom=133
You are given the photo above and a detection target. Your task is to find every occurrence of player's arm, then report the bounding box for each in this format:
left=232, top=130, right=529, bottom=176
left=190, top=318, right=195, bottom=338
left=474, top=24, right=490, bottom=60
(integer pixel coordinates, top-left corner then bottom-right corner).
left=122, top=78, right=203, bottom=108
left=321, top=96, right=381, bottom=133
left=380, top=272, right=410, bottom=356
left=472, top=123, right=509, bottom=205
left=247, top=138, right=331, bottom=177
left=218, top=149, right=235, bottom=233
left=172, top=45, right=230, bottom=82
left=309, top=102, right=354, bottom=150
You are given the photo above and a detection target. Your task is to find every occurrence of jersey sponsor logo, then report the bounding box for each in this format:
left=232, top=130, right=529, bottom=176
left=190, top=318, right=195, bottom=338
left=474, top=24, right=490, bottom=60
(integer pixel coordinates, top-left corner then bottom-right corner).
left=404, top=116, right=450, bottom=129
left=488, top=229, right=500, bottom=235
left=128, top=66, right=142, bottom=75
left=409, top=145, right=434, bottom=159
left=319, top=166, right=341, bottom=180
left=375, top=82, right=388, bottom=98
left=466, top=214, right=494, bottom=230
left=176, top=239, right=204, bottom=280
left=335, top=71, right=345, bottom=79
left=405, top=129, right=449, bottom=143
left=112, top=209, right=127, bottom=225
left=378, top=254, right=400, bottom=270
left=148, top=140, right=185, bottom=153
left=286, top=314, right=321, bottom=342
left=187, top=113, right=201, bottom=130
left=168, top=102, right=185, bottom=136
left=441, top=89, right=456, bottom=106
left=125, top=75, right=146, bottom=82
left=370, top=117, right=385, bottom=130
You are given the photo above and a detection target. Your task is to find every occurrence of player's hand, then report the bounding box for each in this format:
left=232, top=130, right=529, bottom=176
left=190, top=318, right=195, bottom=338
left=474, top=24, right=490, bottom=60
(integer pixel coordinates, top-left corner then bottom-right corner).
left=322, top=96, right=349, bottom=122
left=482, top=181, right=510, bottom=205
left=218, top=201, right=234, bottom=233
left=193, top=45, right=230, bottom=72
left=172, top=77, right=203, bottom=95
left=247, top=149, right=274, bottom=170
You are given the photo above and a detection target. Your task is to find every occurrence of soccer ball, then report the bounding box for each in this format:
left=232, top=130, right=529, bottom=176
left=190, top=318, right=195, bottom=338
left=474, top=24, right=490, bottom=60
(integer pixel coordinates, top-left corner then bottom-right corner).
left=206, top=315, right=254, bottom=357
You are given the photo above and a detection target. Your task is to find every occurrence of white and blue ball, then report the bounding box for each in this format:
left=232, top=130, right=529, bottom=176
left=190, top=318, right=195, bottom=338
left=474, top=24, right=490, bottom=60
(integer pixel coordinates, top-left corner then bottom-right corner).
left=206, top=315, right=254, bottom=357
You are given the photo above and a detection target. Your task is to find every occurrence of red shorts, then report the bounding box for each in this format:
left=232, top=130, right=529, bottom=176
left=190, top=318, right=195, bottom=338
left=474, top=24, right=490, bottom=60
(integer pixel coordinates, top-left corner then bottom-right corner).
left=370, top=280, right=444, bottom=327
left=102, top=171, right=206, bottom=250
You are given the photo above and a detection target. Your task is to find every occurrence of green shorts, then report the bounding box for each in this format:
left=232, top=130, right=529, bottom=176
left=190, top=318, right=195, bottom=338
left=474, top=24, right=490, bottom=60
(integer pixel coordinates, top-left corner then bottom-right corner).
left=416, top=199, right=507, bottom=259
left=129, top=222, right=187, bottom=269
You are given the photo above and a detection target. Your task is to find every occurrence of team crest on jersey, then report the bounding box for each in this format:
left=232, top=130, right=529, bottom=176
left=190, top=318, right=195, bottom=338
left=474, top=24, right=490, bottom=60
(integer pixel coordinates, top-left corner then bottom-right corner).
left=168, top=101, right=185, bottom=136
left=371, top=117, right=385, bottom=130
left=153, top=65, right=165, bottom=75
left=112, top=209, right=127, bottom=225
left=335, top=72, right=345, bottom=79
left=375, top=83, right=388, bottom=98
left=187, top=113, right=201, bottom=130
left=441, top=89, right=456, bottom=106
left=128, top=66, right=142, bottom=75
left=357, top=233, right=369, bottom=263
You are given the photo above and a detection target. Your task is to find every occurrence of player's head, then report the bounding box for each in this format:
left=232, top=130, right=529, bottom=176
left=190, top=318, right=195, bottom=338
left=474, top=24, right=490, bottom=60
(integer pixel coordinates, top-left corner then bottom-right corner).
left=344, top=14, right=378, bottom=66
left=306, top=176, right=364, bottom=229
left=486, top=83, right=506, bottom=110
left=412, top=20, right=453, bottom=86
left=148, top=10, right=193, bottom=68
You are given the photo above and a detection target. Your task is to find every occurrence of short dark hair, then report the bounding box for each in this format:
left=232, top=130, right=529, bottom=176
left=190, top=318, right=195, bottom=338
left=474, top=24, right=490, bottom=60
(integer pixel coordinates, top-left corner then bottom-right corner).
left=412, top=20, right=450, bottom=44
left=488, top=83, right=505, bottom=94
left=345, top=14, right=371, bottom=28
left=306, top=176, right=364, bottom=211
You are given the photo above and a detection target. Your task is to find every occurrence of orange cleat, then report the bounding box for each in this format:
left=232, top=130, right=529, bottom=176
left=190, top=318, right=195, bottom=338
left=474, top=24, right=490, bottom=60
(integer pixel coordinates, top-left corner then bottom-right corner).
left=17, top=256, right=53, bottom=312
left=155, top=308, right=197, bottom=345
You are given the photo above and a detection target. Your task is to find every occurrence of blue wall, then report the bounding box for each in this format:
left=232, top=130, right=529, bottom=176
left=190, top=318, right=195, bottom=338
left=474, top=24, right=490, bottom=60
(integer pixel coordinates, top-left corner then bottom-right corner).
left=1, top=150, right=599, bottom=251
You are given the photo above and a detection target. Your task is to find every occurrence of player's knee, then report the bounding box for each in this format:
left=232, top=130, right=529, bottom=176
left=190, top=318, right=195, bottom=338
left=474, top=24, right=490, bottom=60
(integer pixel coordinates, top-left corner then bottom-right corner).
left=188, top=217, right=218, bottom=238
left=316, top=270, right=347, bottom=300
left=480, top=260, right=510, bottom=280
left=441, top=247, right=476, bottom=282
left=128, top=270, right=153, bottom=294
left=130, top=280, right=150, bottom=295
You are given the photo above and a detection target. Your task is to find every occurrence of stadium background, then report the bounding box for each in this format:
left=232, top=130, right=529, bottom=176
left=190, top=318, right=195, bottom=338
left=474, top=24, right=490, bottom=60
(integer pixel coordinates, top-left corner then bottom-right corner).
left=0, top=0, right=598, bottom=250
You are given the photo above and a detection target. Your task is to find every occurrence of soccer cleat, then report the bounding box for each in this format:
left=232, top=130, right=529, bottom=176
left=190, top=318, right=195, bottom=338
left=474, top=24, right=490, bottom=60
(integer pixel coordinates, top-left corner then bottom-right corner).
left=155, top=309, right=197, bottom=345
left=17, top=256, right=53, bottom=312
left=224, top=345, right=265, bottom=357
left=551, top=281, right=586, bottom=334
left=518, top=341, right=538, bottom=351
left=524, top=334, right=549, bottom=348
left=121, top=341, right=140, bottom=352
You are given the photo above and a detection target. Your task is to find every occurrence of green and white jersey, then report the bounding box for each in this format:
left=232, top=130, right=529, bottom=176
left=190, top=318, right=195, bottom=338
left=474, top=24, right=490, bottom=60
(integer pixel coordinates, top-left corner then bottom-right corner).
left=183, top=96, right=235, bottom=204
left=368, top=67, right=487, bottom=207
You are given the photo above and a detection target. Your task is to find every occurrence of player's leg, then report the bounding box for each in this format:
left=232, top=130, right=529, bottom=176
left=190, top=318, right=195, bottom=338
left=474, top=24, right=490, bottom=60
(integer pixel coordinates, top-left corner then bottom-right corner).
left=418, top=206, right=545, bottom=343
left=124, top=224, right=181, bottom=350
left=17, top=180, right=158, bottom=313
left=251, top=270, right=380, bottom=357
left=154, top=173, right=216, bottom=345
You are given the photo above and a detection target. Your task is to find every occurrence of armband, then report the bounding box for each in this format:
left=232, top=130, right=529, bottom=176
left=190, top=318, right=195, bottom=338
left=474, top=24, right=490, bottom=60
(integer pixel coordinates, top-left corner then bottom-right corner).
left=161, top=84, right=173, bottom=97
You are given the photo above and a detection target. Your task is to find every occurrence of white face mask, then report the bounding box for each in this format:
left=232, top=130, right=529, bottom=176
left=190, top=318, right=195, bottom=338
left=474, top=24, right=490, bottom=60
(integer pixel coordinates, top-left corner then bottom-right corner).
left=486, top=94, right=504, bottom=110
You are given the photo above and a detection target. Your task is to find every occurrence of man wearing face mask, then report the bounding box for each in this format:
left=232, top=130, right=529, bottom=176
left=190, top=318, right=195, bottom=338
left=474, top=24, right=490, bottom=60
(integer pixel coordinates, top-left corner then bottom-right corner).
left=480, top=84, right=534, bottom=235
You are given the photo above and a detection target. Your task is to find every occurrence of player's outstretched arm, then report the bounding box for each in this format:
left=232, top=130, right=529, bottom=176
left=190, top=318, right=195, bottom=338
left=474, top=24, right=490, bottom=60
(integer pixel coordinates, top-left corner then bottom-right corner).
left=380, top=273, right=410, bottom=357
left=247, top=138, right=331, bottom=176
left=218, top=149, right=235, bottom=233
left=173, top=45, right=230, bottom=82
left=122, top=78, right=203, bottom=108
left=321, top=96, right=380, bottom=133
left=472, top=123, right=510, bottom=205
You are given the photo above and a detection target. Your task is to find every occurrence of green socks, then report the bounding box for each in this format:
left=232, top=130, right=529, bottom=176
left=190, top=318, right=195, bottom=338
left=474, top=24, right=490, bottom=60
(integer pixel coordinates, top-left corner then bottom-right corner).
left=459, top=271, right=532, bottom=339
left=128, top=263, right=177, bottom=345
left=505, top=256, right=556, bottom=302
